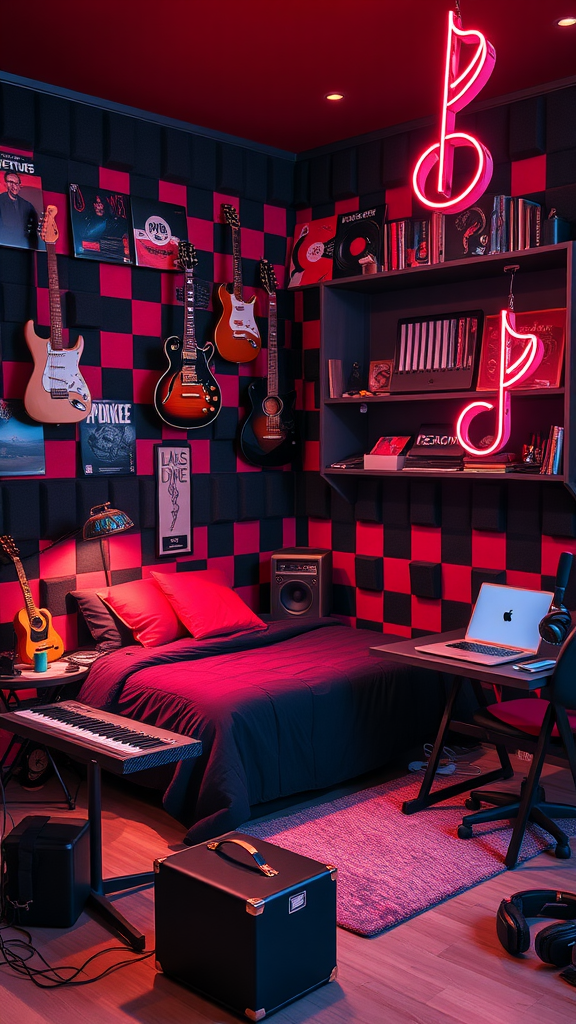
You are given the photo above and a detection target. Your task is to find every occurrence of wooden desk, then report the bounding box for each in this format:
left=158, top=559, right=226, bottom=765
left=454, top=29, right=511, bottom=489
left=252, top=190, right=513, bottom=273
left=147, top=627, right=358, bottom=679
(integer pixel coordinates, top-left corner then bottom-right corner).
left=370, top=630, right=558, bottom=815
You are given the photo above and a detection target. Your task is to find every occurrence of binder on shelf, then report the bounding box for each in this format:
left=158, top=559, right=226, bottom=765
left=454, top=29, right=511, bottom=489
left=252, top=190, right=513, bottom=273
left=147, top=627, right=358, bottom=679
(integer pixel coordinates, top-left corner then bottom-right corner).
left=391, top=311, right=482, bottom=393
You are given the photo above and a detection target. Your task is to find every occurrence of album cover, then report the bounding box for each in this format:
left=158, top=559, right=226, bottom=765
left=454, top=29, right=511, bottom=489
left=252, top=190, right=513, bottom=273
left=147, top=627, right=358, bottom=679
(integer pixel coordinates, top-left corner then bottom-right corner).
left=0, top=150, right=45, bottom=252
left=332, top=204, right=386, bottom=278
left=80, top=400, right=136, bottom=476
left=131, top=197, right=188, bottom=271
left=69, top=184, right=133, bottom=264
left=443, top=194, right=494, bottom=262
left=287, top=216, right=337, bottom=287
left=0, top=400, right=45, bottom=476
left=477, top=308, right=566, bottom=391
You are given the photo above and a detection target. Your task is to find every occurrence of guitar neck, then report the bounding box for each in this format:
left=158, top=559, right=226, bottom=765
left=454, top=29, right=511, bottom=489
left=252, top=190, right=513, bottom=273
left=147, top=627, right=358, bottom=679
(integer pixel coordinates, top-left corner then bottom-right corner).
left=183, top=268, right=197, bottom=360
left=267, top=294, right=278, bottom=397
left=231, top=225, right=243, bottom=299
left=46, top=240, right=63, bottom=351
left=13, top=556, right=40, bottom=624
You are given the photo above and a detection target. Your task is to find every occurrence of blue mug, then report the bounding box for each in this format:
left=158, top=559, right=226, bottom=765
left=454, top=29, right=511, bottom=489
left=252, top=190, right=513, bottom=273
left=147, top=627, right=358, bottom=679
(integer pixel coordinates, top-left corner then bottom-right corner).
left=34, top=649, right=48, bottom=673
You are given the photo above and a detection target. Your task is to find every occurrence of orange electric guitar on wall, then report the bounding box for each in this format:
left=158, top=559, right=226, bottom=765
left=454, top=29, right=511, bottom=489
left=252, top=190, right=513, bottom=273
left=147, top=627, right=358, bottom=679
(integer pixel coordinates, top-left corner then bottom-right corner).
left=0, top=535, right=64, bottom=666
left=214, top=203, right=261, bottom=363
left=24, top=205, right=92, bottom=424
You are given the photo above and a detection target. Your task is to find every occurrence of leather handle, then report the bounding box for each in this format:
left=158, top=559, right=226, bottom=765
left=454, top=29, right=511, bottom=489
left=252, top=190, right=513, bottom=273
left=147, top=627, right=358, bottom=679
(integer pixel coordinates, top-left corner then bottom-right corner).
left=206, top=837, right=278, bottom=877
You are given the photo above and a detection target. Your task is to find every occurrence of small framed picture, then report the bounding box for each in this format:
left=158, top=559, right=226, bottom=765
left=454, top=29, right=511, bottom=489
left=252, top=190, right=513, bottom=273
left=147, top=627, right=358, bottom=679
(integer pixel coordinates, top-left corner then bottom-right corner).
left=155, top=443, right=192, bottom=557
left=368, top=359, right=393, bottom=394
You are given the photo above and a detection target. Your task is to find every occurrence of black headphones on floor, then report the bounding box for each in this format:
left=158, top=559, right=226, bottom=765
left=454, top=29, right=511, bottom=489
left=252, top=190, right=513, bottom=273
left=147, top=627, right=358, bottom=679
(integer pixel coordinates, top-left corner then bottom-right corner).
left=539, top=551, right=573, bottom=646
left=497, top=889, right=576, bottom=966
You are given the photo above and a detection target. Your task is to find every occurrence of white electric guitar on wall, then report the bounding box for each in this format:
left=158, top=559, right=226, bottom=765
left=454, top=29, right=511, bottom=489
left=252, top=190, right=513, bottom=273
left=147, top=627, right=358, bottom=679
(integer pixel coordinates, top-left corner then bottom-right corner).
left=214, top=203, right=261, bottom=363
left=24, top=205, right=92, bottom=424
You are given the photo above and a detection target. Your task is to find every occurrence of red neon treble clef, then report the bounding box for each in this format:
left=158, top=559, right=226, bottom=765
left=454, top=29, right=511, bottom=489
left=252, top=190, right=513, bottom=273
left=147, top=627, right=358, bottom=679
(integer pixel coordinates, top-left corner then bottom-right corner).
left=456, top=310, right=544, bottom=456
left=413, top=10, right=496, bottom=214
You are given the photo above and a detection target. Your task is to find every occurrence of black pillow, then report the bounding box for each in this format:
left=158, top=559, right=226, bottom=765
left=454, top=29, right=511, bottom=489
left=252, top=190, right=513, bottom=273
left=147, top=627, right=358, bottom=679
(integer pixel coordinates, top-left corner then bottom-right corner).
left=70, top=589, right=135, bottom=650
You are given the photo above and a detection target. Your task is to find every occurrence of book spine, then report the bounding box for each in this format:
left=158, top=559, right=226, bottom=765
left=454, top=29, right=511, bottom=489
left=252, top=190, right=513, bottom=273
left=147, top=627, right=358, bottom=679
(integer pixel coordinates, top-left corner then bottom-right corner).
left=553, top=426, right=564, bottom=474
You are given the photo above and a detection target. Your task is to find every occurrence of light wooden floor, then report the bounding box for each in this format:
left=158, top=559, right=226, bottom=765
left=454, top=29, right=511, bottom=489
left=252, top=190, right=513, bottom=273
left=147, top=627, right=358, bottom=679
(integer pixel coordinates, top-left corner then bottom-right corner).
left=3, top=749, right=576, bottom=1024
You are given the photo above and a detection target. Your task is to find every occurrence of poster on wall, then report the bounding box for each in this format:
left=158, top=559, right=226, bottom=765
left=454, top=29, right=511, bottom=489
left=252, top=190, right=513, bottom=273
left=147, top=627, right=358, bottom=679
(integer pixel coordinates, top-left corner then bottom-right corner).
left=0, top=150, right=45, bottom=251
left=80, top=400, right=136, bottom=476
left=287, top=215, right=337, bottom=287
left=131, top=197, right=188, bottom=271
left=69, top=184, right=133, bottom=264
left=0, top=400, right=45, bottom=476
left=155, top=443, right=192, bottom=556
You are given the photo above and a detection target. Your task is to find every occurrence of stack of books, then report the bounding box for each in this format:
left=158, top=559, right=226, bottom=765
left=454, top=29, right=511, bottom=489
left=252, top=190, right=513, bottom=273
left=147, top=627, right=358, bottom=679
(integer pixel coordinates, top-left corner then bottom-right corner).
left=490, top=196, right=541, bottom=253
left=540, top=426, right=564, bottom=475
left=364, top=435, right=412, bottom=471
left=383, top=219, right=430, bottom=270
left=403, top=423, right=464, bottom=472
left=463, top=452, right=519, bottom=474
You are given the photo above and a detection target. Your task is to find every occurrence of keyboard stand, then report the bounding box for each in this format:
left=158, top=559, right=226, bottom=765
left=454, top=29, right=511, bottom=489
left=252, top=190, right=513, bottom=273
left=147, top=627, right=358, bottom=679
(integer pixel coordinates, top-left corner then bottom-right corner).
left=87, top=759, right=153, bottom=952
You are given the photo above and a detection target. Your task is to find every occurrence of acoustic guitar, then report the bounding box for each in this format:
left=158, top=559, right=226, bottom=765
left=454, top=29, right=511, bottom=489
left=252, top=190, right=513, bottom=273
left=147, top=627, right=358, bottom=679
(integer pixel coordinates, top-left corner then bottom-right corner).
left=24, top=205, right=92, bottom=424
left=214, top=204, right=261, bottom=363
left=240, top=259, right=299, bottom=467
left=0, top=535, right=64, bottom=666
left=154, top=240, right=221, bottom=429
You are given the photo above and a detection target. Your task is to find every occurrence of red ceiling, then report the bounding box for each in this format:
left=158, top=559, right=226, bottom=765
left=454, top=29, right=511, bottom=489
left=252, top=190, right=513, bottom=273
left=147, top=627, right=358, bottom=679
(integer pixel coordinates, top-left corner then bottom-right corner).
left=2, top=0, right=576, bottom=153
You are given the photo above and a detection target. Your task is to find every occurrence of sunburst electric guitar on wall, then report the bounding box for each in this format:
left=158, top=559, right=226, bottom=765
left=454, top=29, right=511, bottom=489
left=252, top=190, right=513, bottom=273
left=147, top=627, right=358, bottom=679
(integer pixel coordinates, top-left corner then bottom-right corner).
left=154, top=240, right=221, bottom=429
left=24, top=205, right=92, bottom=424
left=240, top=259, right=299, bottom=467
left=0, top=535, right=64, bottom=666
left=214, top=203, right=261, bottom=363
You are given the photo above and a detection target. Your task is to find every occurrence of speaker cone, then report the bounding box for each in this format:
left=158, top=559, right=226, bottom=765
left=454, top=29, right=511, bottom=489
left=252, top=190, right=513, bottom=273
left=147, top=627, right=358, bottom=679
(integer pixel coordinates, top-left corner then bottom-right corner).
left=280, top=580, right=313, bottom=614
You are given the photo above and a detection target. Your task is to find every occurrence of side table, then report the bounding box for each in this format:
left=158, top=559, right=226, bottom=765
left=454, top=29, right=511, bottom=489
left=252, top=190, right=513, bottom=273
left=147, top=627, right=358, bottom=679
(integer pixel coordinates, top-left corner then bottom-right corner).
left=0, top=657, right=90, bottom=806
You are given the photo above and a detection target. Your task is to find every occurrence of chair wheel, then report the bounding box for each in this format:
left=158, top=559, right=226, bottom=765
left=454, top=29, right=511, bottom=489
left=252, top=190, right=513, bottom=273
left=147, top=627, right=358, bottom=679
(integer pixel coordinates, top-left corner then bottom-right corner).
left=555, top=844, right=571, bottom=860
left=465, top=797, right=482, bottom=811
left=458, top=824, right=473, bottom=839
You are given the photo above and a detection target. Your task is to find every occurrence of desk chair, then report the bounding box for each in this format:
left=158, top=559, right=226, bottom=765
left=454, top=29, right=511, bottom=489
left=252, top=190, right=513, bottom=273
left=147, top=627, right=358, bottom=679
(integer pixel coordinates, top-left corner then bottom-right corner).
left=457, top=627, right=576, bottom=869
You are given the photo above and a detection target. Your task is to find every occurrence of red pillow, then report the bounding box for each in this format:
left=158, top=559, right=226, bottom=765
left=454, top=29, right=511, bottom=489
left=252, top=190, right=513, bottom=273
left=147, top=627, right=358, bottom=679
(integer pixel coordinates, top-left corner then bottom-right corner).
left=151, top=571, right=267, bottom=640
left=97, top=578, right=186, bottom=648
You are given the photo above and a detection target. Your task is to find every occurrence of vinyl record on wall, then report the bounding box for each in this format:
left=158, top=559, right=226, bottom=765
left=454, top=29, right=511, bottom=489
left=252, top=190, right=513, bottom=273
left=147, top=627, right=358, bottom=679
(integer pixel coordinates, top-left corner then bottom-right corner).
left=131, top=197, right=188, bottom=271
left=287, top=216, right=337, bottom=287
left=70, top=184, right=133, bottom=264
left=332, top=204, right=386, bottom=278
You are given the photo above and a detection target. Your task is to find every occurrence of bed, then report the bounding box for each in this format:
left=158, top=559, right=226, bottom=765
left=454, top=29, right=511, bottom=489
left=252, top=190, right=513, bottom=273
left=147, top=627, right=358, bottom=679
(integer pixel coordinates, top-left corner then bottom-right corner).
left=77, top=618, right=449, bottom=844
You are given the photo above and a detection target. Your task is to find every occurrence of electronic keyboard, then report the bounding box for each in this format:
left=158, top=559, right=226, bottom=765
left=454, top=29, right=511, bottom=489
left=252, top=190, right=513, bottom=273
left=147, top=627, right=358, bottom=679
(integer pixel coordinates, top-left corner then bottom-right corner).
left=0, top=700, right=201, bottom=776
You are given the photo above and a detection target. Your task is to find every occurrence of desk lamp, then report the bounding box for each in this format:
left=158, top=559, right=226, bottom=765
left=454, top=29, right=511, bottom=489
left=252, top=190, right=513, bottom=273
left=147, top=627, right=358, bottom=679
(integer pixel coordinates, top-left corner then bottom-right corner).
left=82, top=503, right=134, bottom=587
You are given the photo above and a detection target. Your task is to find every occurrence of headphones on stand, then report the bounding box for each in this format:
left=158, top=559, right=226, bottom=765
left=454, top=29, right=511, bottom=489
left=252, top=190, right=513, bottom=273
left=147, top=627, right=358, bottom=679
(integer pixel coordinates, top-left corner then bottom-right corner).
left=497, top=889, right=576, bottom=967
left=539, top=551, right=574, bottom=646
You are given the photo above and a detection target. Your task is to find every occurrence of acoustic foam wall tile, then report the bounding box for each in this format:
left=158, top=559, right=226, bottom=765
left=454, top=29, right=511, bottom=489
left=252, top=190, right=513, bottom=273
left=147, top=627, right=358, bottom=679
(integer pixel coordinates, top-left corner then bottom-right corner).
left=409, top=561, right=442, bottom=600
left=66, top=293, right=102, bottom=329
left=41, top=480, right=78, bottom=540
left=162, top=128, right=192, bottom=183
left=471, top=567, right=506, bottom=602
left=268, top=157, right=294, bottom=208
left=381, top=132, right=409, bottom=189
left=542, top=485, right=576, bottom=538
left=355, top=478, right=382, bottom=524
left=509, top=95, right=546, bottom=160
left=3, top=482, right=41, bottom=540
left=190, top=136, right=218, bottom=192
left=36, top=94, right=71, bottom=157
left=546, top=149, right=576, bottom=190
left=330, top=490, right=356, bottom=524
left=265, top=473, right=295, bottom=519
left=105, top=112, right=136, bottom=171
left=410, top=478, right=441, bottom=527
left=217, top=144, right=245, bottom=195
left=0, top=83, right=35, bottom=149
left=355, top=554, right=383, bottom=592
left=41, top=576, right=76, bottom=618
left=357, top=140, right=383, bottom=197
left=210, top=474, right=238, bottom=523
left=309, top=154, right=333, bottom=208
left=441, top=599, right=471, bottom=632
left=331, top=148, right=358, bottom=200
left=546, top=86, right=576, bottom=153
left=470, top=481, right=507, bottom=533
left=71, top=105, right=103, bottom=165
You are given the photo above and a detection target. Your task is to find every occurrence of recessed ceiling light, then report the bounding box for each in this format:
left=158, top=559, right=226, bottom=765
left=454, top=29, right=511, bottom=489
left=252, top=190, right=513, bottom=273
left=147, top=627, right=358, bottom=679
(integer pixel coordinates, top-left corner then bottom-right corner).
left=326, top=93, right=344, bottom=101
left=557, top=16, right=576, bottom=26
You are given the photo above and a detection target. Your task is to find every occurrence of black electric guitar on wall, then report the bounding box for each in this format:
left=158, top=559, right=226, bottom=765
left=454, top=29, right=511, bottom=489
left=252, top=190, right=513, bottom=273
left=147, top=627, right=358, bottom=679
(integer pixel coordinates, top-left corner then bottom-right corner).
left=240, top=260, right=299, bottom=467
left=154, top=240, right=221, bottom=429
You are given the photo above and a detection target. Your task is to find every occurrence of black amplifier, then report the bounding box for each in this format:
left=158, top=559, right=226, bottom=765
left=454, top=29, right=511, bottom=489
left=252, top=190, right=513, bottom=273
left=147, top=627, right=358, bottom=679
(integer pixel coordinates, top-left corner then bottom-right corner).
left=154, top=831, right=337, bottom=1019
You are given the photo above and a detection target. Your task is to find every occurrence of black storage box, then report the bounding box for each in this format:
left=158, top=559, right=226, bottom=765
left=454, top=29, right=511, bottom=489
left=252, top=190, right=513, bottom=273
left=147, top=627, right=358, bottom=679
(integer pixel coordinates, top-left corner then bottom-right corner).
left=2, top=815, right=90, bottom=927
left=154, top=831, right=337, bottom=1020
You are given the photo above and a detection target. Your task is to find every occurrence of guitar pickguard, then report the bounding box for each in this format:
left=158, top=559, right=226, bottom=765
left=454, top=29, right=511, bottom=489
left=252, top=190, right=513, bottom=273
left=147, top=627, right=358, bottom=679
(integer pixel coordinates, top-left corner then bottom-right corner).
left=228, top=296, right=259, bottom=342
left=41, top=343, right=91, bottom=408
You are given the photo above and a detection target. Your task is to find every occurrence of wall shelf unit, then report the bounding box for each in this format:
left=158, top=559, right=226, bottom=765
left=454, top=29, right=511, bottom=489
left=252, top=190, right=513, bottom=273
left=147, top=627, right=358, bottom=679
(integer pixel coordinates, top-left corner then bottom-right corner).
left=320, top=242, right=575, bottom=501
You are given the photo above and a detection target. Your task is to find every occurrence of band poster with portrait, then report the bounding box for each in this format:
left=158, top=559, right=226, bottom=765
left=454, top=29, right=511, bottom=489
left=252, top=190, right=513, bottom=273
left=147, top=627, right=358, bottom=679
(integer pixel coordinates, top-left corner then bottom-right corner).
left=69, top=184, right=134, bottom=264
left=0, top=149, right=45, bottom=251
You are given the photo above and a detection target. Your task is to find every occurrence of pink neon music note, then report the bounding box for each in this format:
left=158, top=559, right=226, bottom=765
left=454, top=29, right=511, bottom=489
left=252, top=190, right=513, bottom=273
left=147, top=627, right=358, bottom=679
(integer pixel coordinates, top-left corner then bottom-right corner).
left=413, top=11, right=496, bottom=214
left=456, top=310, right=544, bottom=456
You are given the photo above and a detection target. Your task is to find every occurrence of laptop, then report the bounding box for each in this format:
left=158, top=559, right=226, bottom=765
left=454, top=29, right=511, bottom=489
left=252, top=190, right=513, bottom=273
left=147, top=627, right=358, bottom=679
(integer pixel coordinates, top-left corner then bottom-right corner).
left=415, top=583, right=554, bottom=665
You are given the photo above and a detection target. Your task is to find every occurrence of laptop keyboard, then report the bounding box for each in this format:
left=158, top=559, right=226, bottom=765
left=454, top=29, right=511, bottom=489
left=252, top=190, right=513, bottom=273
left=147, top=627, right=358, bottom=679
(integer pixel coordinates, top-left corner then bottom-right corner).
left=447, top=641, right=524, bottom=657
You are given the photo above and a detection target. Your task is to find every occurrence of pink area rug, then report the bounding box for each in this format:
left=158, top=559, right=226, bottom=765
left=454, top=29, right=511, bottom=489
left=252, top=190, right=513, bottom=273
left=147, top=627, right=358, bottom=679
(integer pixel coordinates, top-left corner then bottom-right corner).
left=244, top=774, right=576, bottom=937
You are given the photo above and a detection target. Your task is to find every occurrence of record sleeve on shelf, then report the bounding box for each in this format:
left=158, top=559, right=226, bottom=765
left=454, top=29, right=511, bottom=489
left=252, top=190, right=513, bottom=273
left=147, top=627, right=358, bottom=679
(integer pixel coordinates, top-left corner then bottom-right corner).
left=70, top=184, right=133, bottom=264
left=332, top=204, right=386, bottom=278
left=477, top=308, right=566, bottom=391
left=287, top=216, right=337, bottom=287
left=131, top=197, right=188, bottom=271
left=443, top=194, right=493, bottom=262
left=0, top=400, right=45, bottom=477
left=80, top=400, right=136, bottom=476
left=0, top=150, right=45, bottom=252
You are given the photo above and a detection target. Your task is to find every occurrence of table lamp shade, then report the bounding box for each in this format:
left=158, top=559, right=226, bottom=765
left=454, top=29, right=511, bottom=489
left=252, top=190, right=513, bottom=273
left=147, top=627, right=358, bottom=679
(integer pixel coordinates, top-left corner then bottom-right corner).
left=82, top=503, right=134, bottom=541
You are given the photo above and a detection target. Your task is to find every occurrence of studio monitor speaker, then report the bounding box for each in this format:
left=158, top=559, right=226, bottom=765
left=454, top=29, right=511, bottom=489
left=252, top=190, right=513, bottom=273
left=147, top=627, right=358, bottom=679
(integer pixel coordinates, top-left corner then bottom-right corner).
left=270, top=548, right=332, bottom=619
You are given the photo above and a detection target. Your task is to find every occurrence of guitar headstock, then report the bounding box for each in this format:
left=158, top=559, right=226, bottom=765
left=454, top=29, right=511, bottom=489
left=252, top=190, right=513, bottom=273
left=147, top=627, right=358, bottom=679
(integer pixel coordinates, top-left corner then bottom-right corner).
left=178, top=239, right=198, bottom=271
left=0, top=534, right=19, bottom=563
left=259, top=259, right=277, bottom=296
left=222, top=203, right=240, bottom=229
left=39, top=205, right=59, bottom=244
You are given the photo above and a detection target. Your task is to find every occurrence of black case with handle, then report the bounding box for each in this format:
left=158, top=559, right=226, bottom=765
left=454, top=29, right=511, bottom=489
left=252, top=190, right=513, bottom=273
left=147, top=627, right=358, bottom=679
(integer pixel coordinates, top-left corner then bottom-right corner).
left=154, top=830, right=337, bottom=1020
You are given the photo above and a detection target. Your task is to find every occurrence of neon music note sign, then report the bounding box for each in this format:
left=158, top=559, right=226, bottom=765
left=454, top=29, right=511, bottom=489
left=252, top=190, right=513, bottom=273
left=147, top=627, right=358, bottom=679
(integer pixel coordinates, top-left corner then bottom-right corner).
left=413, top=9, right=496, bottom=213
left=456, top=310, right=544, bottom=456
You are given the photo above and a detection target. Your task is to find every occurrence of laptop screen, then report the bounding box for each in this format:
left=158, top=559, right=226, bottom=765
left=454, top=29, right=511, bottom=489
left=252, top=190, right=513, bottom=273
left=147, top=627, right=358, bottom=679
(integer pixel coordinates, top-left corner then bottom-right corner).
left=467, top=584, right=553, bottom=651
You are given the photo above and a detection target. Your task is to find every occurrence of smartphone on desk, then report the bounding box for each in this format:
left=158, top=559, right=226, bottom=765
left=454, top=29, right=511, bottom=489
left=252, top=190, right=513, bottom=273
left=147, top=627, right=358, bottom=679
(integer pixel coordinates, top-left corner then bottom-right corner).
left=512, top=657, right=557, bottom=673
